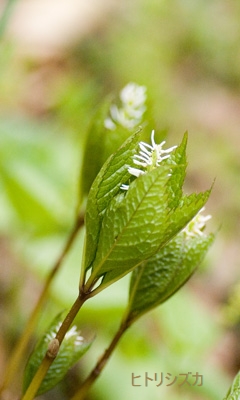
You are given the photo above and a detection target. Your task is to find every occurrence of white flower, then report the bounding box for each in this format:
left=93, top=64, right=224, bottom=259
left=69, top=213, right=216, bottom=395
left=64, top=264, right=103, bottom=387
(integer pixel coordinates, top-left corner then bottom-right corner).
left=120, top=130, right=177, bottom=191
left=104, top=82, right=147, bottom=130
left=182, top=207, right=212, bottom=238
left=120, top=83, right=147, bottom=109
left=133, top=130, right=177, bottom=169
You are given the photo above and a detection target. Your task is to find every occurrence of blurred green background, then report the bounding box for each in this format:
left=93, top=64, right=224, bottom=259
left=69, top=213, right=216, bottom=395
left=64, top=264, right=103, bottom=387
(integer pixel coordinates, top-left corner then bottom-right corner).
left=0, top=0, right=240, bottom=399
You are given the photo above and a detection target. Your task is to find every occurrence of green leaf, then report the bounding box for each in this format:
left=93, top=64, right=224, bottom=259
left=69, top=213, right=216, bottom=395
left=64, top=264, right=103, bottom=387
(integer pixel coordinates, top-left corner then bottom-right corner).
left=80, top=98, right=139, bottom=198
left=81, top=129, right=142, bottom=285
left=126, top=231, right=215, bottom=323
left=164, top=131, right=187, bottom=209
left=84, top=135, right=210, bottom=293
left=80, top=98, right=112, bottom=197
left=23, top=314, right=93, bottom=396
left=223, top=371, right=240, bottom=400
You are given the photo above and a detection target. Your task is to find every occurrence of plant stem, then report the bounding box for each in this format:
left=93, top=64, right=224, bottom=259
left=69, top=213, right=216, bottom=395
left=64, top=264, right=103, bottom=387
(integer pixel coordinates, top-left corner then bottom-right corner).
left=70, top=319, right=130, bottom=400
left=0, top=213, right=84, bottom=396
left=22, top=293, right=88, bottom=400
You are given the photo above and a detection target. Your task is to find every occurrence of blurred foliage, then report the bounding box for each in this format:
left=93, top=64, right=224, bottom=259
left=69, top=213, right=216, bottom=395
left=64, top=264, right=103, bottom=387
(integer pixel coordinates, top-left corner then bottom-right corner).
left=222, top=282, right=240, bottom=326
left=0, top=117, right=79, bottom=236
left=0, top=0, right=240, bottom=399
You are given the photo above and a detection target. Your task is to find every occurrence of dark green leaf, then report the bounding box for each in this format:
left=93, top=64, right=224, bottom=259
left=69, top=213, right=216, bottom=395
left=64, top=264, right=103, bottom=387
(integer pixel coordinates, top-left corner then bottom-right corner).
left=23, top=314, right=93, bottom=396
left=81, top=129, right=142, bottom=285
left=126, top=231, right=215, bottom=323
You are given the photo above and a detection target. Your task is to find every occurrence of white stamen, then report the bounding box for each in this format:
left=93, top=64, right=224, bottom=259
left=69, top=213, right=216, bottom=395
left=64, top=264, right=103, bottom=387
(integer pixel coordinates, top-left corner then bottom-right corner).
left=128, top=167, right=145, bottom=178
left=133, top=161, right=148, bottom=167
left=120, top=184, right=129, bottom=190
left=134, top=154, right=152, bottom=165
left=139, top=143, right=152, bottom=155
left=161, top=145, right=177, bottom=153
left=139, top=151, right=151, bottom=161
left=159, top=154, right=171, bottom=161
left=151, top=130, right=156, bottom=147
left=139, top=141, right=153, bottom=151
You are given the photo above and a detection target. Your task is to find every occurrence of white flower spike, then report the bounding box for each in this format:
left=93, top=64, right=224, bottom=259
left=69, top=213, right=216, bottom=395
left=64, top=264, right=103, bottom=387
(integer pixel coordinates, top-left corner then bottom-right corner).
left=133, top=130, right=177, bottom=170
left=120, top=130, right=177, bottom=190
left=182, top=207, right=212, bottom=238
left=104, top=82, right=147, bottom=130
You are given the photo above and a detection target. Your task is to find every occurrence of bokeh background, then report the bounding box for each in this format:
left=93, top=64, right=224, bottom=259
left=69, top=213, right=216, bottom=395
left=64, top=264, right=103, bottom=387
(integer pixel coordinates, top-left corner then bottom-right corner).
left=0, top=1, right=240, bottom=399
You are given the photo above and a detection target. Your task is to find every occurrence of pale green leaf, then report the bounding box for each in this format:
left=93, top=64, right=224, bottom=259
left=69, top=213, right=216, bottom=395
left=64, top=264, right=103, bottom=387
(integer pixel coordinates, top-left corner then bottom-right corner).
left=126, top=231, right=215, bottom=323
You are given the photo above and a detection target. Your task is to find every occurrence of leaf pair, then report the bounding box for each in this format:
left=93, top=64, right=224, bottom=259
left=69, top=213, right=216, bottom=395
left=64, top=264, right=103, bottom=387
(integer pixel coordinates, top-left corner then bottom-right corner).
left=81, top=131, right=211, bottom=295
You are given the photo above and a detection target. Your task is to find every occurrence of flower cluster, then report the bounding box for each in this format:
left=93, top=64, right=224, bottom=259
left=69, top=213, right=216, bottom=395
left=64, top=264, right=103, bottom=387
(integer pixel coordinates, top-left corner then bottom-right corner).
left=182, top=207, right=212, bottom=238
left=121, top=130, right=177, bottom=190
left=104, top=82, right=147, bottom=130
